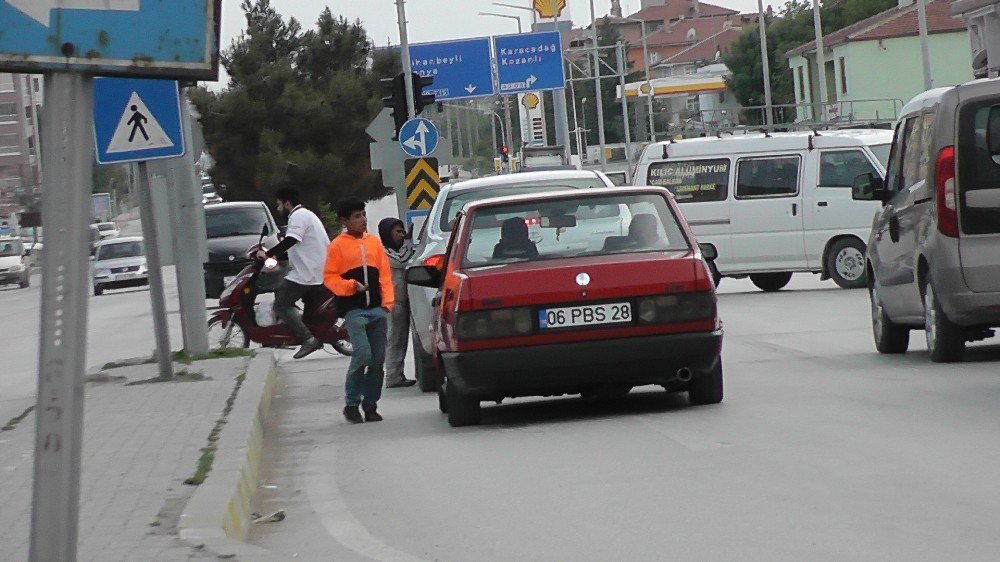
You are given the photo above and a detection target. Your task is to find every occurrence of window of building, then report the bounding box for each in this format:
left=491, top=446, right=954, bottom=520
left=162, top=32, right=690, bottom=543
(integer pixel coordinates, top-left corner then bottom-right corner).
left=0, top=102, right=16, bottom=119
left=0, top=75, right=13, bottom=93
left=736, top=156, right=801, bottom=199
left=0, top=133, right=20, bottom=150
left=649, top=52, right=660, bottom=65
left=797, top=66, right=806, bottom=101
left=24, top=106, right=31, bottom=119
left=839, top=57, right=848, bottom=94
left=33, top=78, right=40, bottom=93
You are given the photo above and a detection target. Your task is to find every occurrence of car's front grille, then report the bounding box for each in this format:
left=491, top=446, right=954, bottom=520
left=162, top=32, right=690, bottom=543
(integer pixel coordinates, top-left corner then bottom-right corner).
left=0, top=268, right=8, bottom=273
left=110, top=266, right=140, bottom=274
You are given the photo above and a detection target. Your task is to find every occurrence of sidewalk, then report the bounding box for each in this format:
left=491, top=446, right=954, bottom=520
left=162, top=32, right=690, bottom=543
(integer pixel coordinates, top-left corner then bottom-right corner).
left=0, top=353, right=266, bottom=561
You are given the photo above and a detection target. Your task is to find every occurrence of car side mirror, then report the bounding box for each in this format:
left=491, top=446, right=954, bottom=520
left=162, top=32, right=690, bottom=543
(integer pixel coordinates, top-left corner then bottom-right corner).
left=405, top=265, right=442, bottom=288
left=698, top=242, right=717, bottom=261
left=852, top=172, right=886, bottom=203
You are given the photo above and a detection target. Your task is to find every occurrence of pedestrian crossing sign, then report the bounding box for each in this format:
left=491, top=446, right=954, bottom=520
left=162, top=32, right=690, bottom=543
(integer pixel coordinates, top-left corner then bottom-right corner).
left=93, top=77, right=185, bottom=165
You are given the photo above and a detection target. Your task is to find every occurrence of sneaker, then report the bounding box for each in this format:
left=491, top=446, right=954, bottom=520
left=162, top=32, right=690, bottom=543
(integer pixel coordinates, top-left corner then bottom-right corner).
left=293, top=338, right=323, bottom=359
left=386, top=378, right=417, bottom=388
left=343, top=405, right=363, bottom=424
left=362, top=405, right=383, bottom=422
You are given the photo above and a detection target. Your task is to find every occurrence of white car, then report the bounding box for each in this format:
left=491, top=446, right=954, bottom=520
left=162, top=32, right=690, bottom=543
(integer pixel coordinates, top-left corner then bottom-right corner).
left=0, top=236, right=30, bottom=289
left=95, top=221, right=120, bottom=240
left=407, top=169, right=616, bottom=391
left=92, top=237, right=148, bottom=296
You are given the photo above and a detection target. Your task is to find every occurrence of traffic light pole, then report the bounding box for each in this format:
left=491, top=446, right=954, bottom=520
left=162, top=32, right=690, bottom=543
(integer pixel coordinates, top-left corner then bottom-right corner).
left=395, top=0, right=417, bottom=119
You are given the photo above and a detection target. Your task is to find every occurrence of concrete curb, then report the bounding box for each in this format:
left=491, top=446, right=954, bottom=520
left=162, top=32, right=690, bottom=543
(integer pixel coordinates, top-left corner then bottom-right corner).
left=177, top=351, right=279, bottom=559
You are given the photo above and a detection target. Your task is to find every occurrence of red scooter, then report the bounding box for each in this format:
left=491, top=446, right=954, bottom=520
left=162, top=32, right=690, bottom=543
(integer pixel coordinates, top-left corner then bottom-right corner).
left=207, top=227, right=352, bottom=356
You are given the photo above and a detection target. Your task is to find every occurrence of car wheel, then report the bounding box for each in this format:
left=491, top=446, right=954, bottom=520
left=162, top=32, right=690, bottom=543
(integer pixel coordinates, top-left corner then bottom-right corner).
left=870, top=285, right=908, bottom=354
left=827, top=238, right=867, bottom=289
left=19, top=278, right=29, bottom=289
left=332, top=338, right=353, bottom=356
left=923, top=282, right=965, bottom=363
left=93, top=285, right=103, bottom=296
left=207, top=316, right=250, bottom=349
left=688, top=360, right=723, bottom=405
left=749, top=272, right=792, bottom=292
left=412, top=329, right=438, bottom=393
left=446, top=379, right=481, bottom=427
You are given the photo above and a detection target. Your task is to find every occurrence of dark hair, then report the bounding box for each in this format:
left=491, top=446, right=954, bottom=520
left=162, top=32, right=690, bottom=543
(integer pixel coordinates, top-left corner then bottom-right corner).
left=275, top=186, right=300, bottom=206
left=337, top=197, right=366, bottom=219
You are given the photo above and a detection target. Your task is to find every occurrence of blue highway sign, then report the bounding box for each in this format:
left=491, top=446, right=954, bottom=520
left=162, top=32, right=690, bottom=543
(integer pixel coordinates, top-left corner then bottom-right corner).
left=0, top=0, right=220, bottom=79
left=494, top=31, right=566, bottom=95
left=410, top=37, right=495, bottom=101
left=399, top=118, right=439, bottom=158
left=93, top=78, right=185, bottom=165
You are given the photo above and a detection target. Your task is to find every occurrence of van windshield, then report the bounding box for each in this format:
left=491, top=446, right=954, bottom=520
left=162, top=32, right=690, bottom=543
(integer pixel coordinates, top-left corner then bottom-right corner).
left=869, top=144, right=891, bottom=168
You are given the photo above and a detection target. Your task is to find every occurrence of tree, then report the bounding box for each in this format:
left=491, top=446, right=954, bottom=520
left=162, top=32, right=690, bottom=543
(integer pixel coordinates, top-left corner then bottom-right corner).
left=724, top=0, right=898, bottom=114
left=190, top=1, right=391, bottom=212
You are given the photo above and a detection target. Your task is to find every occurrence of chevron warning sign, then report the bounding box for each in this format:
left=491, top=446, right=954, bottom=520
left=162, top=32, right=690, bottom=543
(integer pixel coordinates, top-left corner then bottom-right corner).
left=405, top=157, right=440, bottom=210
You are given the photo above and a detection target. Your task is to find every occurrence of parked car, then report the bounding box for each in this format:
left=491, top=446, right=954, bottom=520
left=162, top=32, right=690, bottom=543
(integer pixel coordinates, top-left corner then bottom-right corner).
left=408, top=169, right=617, bottom=391
left=92, top=237, right=147, bottom=296
left=406, top=186, right=723, bottom=426
left=202, top=182, right=223, bottom=205
left=853, top=80, right=1000, bottom=362
left=95, top=221, right=120, bottom=240
left=204, top=201, right=280, bottom=299
left=0, top=236, right=30, bottom=289
left=634, top=129, right=892, bottom=290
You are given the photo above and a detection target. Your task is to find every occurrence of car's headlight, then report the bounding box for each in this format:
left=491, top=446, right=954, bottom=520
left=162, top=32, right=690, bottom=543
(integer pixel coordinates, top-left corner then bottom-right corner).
left=8, top=264, right=25, bottom=272
left=456, top=307, right=534, bottom=340
left=636, top=292, right=716, bottom=324
left=94, top=269, right=111, bottom=277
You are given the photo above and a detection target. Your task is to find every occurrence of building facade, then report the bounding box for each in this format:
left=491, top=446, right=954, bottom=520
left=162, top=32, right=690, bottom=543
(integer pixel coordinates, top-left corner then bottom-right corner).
left=0, top=73, right=43, bottom=203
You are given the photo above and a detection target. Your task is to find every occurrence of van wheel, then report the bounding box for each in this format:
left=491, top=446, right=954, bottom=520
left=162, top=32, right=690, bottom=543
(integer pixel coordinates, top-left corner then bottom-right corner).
left=446, top=379, right=481, bottom=427
left=750, top=272, right=792, bottom=292
left=827, top=238, right=867, bottom=289
left=689, top=360, right=723, bottom=405
left=924, top=283, right=965, bottom=363
left=412, top=330, right=438, bottom=392
left=870, top=286, right=909, bottom=353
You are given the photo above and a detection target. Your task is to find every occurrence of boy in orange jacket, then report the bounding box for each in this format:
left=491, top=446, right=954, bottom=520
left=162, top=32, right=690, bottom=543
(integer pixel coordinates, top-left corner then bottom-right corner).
left=324, top=197, right=395, bottom=424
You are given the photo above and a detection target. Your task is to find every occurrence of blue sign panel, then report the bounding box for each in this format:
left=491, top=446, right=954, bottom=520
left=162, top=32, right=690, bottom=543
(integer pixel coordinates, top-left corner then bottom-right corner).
left=493, top=31, right=566, bottom=95
left=93, top=78, right=185, bottom=165
left=399, top=118, right=439, bottom=158
left=0, top=0, right=220, bottom=79
left=409, top=37, right=495, bottom=101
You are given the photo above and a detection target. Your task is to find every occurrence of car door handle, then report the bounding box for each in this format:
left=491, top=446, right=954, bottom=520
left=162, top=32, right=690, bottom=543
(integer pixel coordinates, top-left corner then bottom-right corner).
left=792, top=203, right=798, bottom=216
left=817, top=201, right=828, bottom=207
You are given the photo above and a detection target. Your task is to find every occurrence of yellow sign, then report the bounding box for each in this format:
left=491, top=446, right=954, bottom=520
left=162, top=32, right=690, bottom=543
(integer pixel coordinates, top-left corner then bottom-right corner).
left=639, top=82, right=652, bottom=95
left=533, top=0, right=566, bottom=19
left=405, top=157, right=440, bottom=210
left=521, top=93, right=540, bottom=110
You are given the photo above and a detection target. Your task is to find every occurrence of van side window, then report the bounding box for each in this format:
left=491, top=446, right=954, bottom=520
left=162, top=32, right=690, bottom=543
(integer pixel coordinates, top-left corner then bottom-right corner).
left=819, top=150, right=879, bottom=187
left=646, top=159, right=729, bottom=203
left=884, top=120, right=907, bottom=193
left=735, top=156, right=800, bottom=199
left=901, top=114, right=926, bottom=189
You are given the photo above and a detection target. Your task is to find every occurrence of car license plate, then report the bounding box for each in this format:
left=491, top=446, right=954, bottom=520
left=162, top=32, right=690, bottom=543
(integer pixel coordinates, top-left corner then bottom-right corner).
left=538, top=302, right=632, bottom=329
left=116, top=273, right=136, bottom=280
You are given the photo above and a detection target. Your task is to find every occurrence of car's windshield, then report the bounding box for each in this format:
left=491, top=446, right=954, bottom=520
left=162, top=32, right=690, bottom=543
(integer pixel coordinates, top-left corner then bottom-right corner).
left=460, top=193, right=690, bottom=268
left=205, top=208, right=269, bottom=239
left=0, top=240, right=23, bottom=257
left=97, top=241, right=143, bottom=261
left=869, top=143, right=891, bottom=168
left=440, top=177, right=608, bottom=232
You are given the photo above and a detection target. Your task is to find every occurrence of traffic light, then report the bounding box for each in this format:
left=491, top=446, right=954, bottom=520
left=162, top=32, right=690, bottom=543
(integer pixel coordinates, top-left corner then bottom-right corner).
left=381, top=72, right=408, bottom=140
left=501, top=145, right=510, bottom=162
left=411, top=72, right=436, bottom=116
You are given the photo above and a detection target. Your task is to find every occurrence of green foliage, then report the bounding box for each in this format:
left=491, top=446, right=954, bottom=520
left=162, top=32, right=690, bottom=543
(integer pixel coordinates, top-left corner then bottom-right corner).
left=317, top=200, right=342, bottom=236
left=724, top=0, right=898, bottom=110
left=191, top=0, right=394, bottom=211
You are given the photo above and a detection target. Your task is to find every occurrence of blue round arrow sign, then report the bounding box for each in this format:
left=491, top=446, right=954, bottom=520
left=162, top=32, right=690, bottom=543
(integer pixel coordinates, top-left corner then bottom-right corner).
left=399, top=118, right=439, bottom=157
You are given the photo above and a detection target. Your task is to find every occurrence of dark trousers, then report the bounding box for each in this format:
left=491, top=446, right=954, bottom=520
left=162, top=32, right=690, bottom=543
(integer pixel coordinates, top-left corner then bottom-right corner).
left=274, top=279, right=325, bottom=342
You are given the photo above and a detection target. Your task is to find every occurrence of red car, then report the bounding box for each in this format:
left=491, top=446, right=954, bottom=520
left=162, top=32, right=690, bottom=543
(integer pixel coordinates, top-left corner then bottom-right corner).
left=406, top=187, right=723, bottom=427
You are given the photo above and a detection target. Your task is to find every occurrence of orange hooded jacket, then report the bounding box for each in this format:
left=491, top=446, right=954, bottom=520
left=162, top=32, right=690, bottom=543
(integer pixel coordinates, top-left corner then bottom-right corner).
left=323, top=231, right=394, bottom=314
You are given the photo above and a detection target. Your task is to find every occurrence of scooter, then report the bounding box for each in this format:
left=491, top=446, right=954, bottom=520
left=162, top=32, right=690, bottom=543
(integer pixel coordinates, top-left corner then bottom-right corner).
left=207, top=226, right=352, bottom=356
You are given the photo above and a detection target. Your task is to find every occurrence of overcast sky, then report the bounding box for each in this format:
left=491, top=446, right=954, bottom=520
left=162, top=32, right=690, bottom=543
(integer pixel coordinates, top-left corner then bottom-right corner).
left=214, top=0, right=773, bottom=84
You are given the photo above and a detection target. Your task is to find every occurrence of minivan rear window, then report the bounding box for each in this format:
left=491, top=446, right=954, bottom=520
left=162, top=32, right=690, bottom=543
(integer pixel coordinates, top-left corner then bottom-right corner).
left=646, top=159, right=729, bottom=203
left=958, top=103, right=1000, bottom=235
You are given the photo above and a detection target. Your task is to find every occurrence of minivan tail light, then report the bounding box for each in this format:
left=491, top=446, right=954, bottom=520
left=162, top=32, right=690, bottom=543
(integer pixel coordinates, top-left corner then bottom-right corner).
left=935, top=145, right=958, bottom=238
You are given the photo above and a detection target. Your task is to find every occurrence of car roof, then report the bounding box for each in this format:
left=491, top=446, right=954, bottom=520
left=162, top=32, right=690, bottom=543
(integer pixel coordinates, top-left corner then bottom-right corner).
left=204, top=201, right=264, bottom=211
left=644, top=129, right=893, bottom=160
left=461, top=186, right=672, bottom=214
left=98, top=236, right=143, bottom=245
left=445, top=170, right=608, bottom=196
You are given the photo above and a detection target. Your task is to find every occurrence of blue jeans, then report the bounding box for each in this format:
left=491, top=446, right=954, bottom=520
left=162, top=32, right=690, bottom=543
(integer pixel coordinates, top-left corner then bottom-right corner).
left=343, top=307, right=389, bottom=408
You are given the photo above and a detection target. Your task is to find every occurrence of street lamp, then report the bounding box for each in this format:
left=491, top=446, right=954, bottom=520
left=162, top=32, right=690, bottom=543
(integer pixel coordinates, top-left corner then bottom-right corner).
left=478, top=12, right=522, bottom=33
left=492, top=2, right=538, bottom=25
left=619, top=16, right=657, bottom=141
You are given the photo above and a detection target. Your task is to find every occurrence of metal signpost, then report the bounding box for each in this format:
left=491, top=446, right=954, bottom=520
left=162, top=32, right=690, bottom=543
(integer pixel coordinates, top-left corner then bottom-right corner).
left=409, top=38, right=496, bottom=100
left=0, top=2, right=221, bottom=559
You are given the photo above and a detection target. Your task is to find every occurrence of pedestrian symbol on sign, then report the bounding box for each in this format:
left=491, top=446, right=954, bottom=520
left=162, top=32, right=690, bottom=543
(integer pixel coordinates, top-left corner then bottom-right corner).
left=105, top=92, right=175, bottom=154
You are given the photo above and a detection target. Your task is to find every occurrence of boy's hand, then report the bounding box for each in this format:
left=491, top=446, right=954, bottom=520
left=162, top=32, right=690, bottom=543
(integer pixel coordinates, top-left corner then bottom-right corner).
left=354, top=281, right=368, bottom=292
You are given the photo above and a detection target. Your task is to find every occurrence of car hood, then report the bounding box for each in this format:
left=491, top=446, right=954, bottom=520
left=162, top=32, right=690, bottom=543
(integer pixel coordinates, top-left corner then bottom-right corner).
left=93, top=256, right=146, bottom=270
left=461, top=251, right=703, bottom=309
left=206, top=235, right=274, bottom=262
left=0, top=255, right=23, bottom=268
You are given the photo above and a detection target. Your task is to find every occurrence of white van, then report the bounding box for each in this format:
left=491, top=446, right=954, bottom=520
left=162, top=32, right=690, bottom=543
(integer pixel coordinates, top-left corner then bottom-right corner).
left=634, top=129, right=892, bottom=290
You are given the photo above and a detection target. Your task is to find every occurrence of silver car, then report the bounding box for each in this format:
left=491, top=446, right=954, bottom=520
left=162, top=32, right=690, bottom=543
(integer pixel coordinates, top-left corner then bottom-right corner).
left=853, top=78, right=1000, bottom=362
left=92, top=237, right=148, bottom=296
left=407, top=170, right=616, bottom=391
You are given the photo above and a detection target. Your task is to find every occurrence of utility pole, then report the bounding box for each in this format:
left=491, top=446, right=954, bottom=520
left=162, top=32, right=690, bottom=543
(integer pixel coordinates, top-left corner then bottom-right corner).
left=617, top=43, right=634, bottom=182
left=916, top=0, right=933, bottom=90
left=395, top=0, right=416, bottom=119
left=504, top=96, right=514, bottom=152
left=812, top=0, right=829, bottom=122
left=590, top=0, right=608, bottom=171
left=758, top=0, right=774, bottom=127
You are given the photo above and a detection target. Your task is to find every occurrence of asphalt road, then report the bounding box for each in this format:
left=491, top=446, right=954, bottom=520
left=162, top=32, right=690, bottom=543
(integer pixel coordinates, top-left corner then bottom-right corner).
left=250, top=274, right=1000, bottom=561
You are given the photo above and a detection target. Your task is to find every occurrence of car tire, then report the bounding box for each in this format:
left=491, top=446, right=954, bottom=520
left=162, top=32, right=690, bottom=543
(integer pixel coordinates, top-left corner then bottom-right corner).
left=19, top=278, right=29, bottom=289
left=827, top=238, right=867, bottom=289
left=750, top=272, right=792, bottom=292
left=924, top=282, right=965, bottom=363
left=93, top=285, right=103, bottom=296
left=412, top=329, right=438, bottom=393
left=446, top=379, right=481, bottom=427
left=688, top=360, right=723, bottom=405
left=207, top=316, right=250, bottom=349
left=870, top=285, right=909, bottom=354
